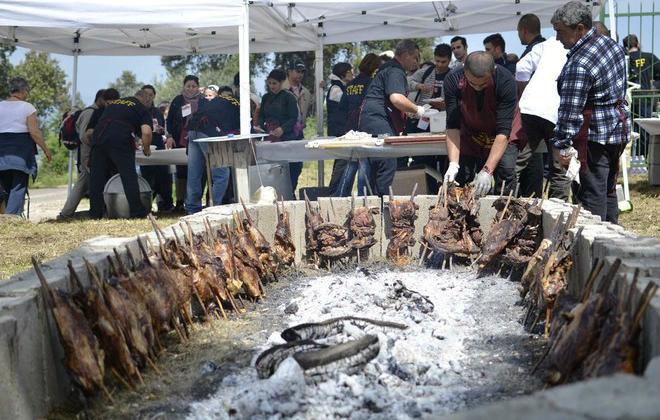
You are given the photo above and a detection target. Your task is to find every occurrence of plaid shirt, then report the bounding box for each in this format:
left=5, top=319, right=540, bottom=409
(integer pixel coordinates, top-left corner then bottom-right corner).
left=552, top=28, right=629, bottom=149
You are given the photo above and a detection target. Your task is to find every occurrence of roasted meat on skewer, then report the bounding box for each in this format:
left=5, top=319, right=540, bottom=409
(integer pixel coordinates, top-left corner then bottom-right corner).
left=386, top=186, right=419, bottom=265
left=304, top=192, right=324, bottom=263
left=273, top=198, right=296, bottom=268
left=239, top=200, right=279, bottom=277
left=33, top=258, right=110, bottom=399
left=68, top=260, right=142, bottom=387
left=84, top=258, right=153, bottom=369
left=348, top=193, right=379, bottom=254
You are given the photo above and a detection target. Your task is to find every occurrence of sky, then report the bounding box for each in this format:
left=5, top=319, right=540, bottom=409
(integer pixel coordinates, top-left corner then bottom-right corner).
left=8, top=1, right=660, bottom=106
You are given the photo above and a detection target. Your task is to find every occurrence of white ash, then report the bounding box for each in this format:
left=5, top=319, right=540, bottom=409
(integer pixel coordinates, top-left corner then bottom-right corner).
left=188, top=267, right=541, bottom=419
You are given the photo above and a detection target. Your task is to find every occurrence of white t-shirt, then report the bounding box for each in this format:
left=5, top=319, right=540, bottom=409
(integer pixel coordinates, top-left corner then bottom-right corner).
left=516, top=37, right=567, bottom=124
left=0, top=100, right=37, bottom=133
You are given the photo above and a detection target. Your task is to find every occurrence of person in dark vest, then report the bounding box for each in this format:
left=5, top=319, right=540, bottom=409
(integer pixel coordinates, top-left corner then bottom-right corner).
left=443, top=51, right=521, bottom=197
left=551, top=1, right=628, bottom=224
left=137, top=84, right=173, bottom=213
left=328, top=54, right=382, bottom=197
left=359, top=40, right=430, bottom=196
left=88, top=90, right=153, bottom=219
left=185, top=92, right=240, bottom=214
left=326, top=62, right=355, bottom=196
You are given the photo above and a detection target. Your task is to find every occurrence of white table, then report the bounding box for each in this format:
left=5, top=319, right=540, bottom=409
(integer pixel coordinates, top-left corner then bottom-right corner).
left=634, top=118, right=660, bottom=185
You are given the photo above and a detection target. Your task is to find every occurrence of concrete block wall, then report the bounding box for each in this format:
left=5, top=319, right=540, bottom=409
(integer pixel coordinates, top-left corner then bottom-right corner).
left=1, top=196, right=659, bottom=419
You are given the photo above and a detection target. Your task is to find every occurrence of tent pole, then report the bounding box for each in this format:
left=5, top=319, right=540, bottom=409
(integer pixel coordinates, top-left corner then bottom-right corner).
left=315, top=35, right=324, bottom=188
left=235, top=1, right=251, bottom=202
left=67, top=40, right=79, bottom=198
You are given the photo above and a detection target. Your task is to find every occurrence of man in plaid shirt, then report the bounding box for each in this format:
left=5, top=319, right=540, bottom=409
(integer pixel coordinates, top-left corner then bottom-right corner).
left=551, top=1, right=629, bottom=224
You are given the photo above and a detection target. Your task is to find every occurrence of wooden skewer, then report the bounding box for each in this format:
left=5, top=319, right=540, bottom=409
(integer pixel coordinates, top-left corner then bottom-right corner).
left=498, top=190, right=514, bottom=223
left=111, top=367, right=135, bottom=391
left=146, top=356, right=162, bottom=375
left=135, top=368, right=145, bottom=386
left=500, top=180, right=506, bottom=198
left=214, top=296, right=228, bottom=319
left=99, top=382, right=116, bottom=404
left=389, top=186, right=394, bottom=202
left=410, top=182, right=418, bottom=202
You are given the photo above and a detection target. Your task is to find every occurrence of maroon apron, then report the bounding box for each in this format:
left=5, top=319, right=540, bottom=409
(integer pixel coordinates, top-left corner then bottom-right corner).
left=458, top=74, right=522, bottom=160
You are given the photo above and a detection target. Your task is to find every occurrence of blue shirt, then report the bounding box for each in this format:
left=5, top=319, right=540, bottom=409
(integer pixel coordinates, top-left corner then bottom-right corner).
left=552, top=28, right=629, bottom=149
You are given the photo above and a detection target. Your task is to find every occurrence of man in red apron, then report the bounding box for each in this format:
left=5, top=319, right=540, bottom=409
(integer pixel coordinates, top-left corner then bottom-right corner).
left=550, top=1, right=629, bottom=224
left=443, top=51, right=521, bottom=197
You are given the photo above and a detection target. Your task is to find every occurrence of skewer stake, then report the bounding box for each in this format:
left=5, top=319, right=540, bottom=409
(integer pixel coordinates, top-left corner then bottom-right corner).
left=410, top=182, right=418, bottom=202
left=111, top=367, right=134, bottom=391
left=146, top=356, right=162, bottom=375
left=498, top=191, right=514, bottom=223
left=99, top=383, right=116, bottom=404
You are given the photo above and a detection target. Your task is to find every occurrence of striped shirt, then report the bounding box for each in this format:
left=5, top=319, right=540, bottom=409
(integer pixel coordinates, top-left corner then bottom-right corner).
left=552, top=28, right=629, bottom=149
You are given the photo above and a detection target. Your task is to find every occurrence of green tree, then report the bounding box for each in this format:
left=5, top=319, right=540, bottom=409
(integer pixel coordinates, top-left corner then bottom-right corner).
left=10, top=51, right=68, bottom=119
left=109, top=70, right=144, bottom=97
left=0, top=45, right=15, bottom=98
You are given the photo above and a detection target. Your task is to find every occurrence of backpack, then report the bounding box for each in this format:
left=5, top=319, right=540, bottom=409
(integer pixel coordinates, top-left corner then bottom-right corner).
left=58, top=108, right=86, bottom=150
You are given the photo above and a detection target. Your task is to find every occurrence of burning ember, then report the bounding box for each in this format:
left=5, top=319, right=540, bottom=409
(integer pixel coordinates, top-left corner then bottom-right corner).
left=187, top=267, right=543, bottom=418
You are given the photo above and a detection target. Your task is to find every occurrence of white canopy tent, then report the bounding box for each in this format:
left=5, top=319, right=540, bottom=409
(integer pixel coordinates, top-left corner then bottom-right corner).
left=0, top=0, right=253, bottom=196
left=0, top=0, right=606, bottom=194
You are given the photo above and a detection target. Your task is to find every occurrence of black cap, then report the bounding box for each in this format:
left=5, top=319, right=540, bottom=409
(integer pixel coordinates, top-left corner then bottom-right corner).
left=290, top=60, right=306, bottom=71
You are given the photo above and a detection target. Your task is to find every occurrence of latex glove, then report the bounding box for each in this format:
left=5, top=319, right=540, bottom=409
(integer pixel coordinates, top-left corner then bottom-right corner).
left=472, top=170, right=494, bottom=197
left=415, top=104, right=431, bottom=119
left=443, top=161, right=460, bottom=184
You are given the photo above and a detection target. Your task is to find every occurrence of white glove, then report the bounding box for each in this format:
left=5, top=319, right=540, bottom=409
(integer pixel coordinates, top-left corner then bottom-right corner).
left=415, top=104, right=431, bottom=119
left=444, top=161, right=460, bottom=184
left=472, top=170, right=494, bottom=197
left=560, top=146, right=581, bottom=183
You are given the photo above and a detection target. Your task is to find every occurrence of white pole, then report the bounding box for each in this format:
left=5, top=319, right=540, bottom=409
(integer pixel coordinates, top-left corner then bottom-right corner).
left=67, top=43, right=79, bottom=198
left=607, top=0, right=617, bottom=41
left=238, top=1, right=250, bottom=138
left=235, top=1, right=251, bottom=202
left=315, top=35, right=324, bottom=187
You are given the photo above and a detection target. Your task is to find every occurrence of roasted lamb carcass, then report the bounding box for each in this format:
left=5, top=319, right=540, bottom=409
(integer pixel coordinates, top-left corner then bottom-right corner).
left=33, top=258, right=111, bottom=400
left=68, top=260, right=142, bottom=388
left=315, top=224, right=352, bottom=261
left=221, top=224, right=262, bottom=299
left=304, top=192, right=325, bottom=263
left=83, top=258, right=156, bottom=372
left=543, top=259, right=621, bottom=384
left=232, top=212, right=269, bottom=283
left=386, top=186, right=419, bottom=265
left=273, top=198, right=296, bottom=268
left=521, top=206, right=581, bottom=335
left=183, top=222, right=239, bottom=318
left=423, top=184, right=482, bottom=262
left=581, top=270, right=657, bottom=379
left=348, top=193, right=379, bottom=258
left=476, top=192, right=526, bottom=270
left=239, top=200, right=279, bottom=277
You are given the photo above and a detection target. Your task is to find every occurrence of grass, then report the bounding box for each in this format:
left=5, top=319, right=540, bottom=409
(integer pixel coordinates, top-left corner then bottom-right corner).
left=618, top=175, right=660, bottom=238
left=0, top=215, right=181, bottom=281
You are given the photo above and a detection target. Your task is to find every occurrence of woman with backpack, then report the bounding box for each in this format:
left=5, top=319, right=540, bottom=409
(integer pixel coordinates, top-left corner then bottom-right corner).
left=165, top=74, right=202, bottom=212
left=0, top=77, right=52, bottom=215
left=256, top=68, right=302, bottom=192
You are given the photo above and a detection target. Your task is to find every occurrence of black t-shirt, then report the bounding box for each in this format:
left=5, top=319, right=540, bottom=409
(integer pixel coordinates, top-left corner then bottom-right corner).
left=359, top=59, right=409, bottom=136
left=189, top=94, right=241, bottom=138
left=628, top=50, right=660, bottom=90
left=91, top=97, right=152, bottom=145
left=434, top=69, right=450, bottom=98
left=86, top=107, right=104, bottom=131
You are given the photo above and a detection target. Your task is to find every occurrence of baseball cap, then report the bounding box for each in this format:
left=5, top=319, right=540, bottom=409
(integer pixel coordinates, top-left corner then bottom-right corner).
left=290, top=60, right=306, bottom=72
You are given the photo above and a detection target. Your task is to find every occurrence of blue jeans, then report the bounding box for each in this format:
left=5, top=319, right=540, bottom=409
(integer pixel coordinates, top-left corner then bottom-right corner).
left=185, top=131, right=230, bottom=214
left=0, top=170, right=28, bottom=215
left=331, top=159, right=371, bottom=197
